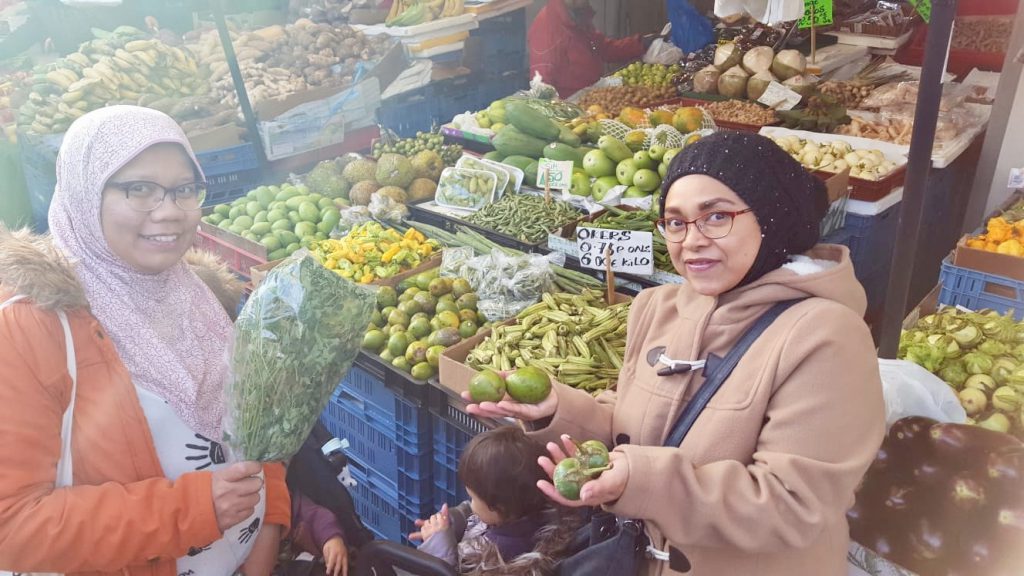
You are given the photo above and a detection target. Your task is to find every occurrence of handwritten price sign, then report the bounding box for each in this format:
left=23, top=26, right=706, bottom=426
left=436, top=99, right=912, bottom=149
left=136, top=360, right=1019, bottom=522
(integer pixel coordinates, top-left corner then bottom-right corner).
left=799, top=0, right=834, bottom=29
left=576, top=227, right=654, bottom=276
left=907, top=0, right=931, bottom=23
left=537, top=159, right=574, bottom=191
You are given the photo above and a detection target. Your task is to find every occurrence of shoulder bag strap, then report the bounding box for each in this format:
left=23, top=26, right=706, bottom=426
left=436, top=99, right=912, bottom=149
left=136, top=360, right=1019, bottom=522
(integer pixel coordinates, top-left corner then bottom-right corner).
left=662, top=299, right=806, bottom=448
left=1, top=296, right=77, bottom=488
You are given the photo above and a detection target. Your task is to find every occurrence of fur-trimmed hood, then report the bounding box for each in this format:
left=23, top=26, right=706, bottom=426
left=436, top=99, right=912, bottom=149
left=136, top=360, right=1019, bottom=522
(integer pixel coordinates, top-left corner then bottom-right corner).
left=458, top=511, right=583, bottom=576
left=0, top=226, right=244, bottom=317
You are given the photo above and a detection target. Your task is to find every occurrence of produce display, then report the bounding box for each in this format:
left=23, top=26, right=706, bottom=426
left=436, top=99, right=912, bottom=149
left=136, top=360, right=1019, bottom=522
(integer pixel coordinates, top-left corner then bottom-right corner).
left=900, top=308, right=1024, bottom=438
left=697, top=99, right=778, bottom=127
left=316, top=150, right=442, bottom=207
left=553, top=439, right=611, bottom=500
left=464, top=194, right=581, bottom=244
left=471, top=97, right=583, bottom=134
left=456, top=155, right=516, bottom=197
left=19, top=27, right=205, bottom=135
left=575, top=207, right=675, bottom=274
left=848, top=416, right=1024, bottom=575
left=372, top=131, right=463, bottom=166
left=768, top=135, right=899, bottom=179
left=951, top=16, right=1014, bottom=53
left=693, top=44, right=812, bottom=101
left=577, top=85, right=678, bottom=118
left=312, top=223, right=439, bottom=283
left=819, top=80, right=876, bottom=111
left=581, top=135, right=683, bottom=201
left=386, top=0, right=465, bottom=27
left=291, top=0, right=351, bottom=26
left=202, top=182, right=342, bottom=261
left=223, top=253, right=375, bottom=462
left=0, top=71, right=27, bottom=143
left=361, top=267, right=487, bottom=381
left=186, top=19, right=392, bottom=108
left=966, top=199, right=1024, bottom=257
left=435, top=167, right=497, bottom=210
left=467, top=289, right=630, bottom=395
left=613, top=62, right=683, bottom=87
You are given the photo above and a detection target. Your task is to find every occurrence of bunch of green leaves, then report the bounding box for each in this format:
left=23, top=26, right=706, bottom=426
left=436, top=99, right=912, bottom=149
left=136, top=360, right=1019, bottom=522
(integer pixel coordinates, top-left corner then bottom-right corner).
left=223, top=254, right=376, bottom=461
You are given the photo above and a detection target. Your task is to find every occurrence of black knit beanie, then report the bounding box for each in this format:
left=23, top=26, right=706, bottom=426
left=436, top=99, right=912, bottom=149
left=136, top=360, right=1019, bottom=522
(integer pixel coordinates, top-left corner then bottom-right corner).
left=659, top=131, right=829, bottom=288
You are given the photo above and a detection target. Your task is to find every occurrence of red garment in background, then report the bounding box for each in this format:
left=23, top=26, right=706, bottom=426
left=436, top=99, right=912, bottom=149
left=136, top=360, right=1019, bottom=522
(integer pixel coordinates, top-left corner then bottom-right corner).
left=528, top=0, right=645, bottom=98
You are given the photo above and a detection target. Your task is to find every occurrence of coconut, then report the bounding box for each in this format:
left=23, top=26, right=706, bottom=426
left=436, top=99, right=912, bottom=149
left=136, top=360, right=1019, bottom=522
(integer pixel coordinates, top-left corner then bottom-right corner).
left=772, top=49, right=807, bottom=81
left=742, top=46, right=775, bottom=75
left=746, top=70, right=777, bottom=101
left=783, top=75, right=815, bottom=99
left=714, top=43, right=743, bottom=71
left=693, top=65, right=721, bottom=94
left=717, top=65, right=750, bottom=100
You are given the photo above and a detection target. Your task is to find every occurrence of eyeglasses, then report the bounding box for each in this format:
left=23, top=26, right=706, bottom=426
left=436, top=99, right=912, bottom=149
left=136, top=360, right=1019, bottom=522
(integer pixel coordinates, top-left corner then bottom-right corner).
left=108, top=180, right=208, bottom=213
left=656, top=208, right=754, bottom=243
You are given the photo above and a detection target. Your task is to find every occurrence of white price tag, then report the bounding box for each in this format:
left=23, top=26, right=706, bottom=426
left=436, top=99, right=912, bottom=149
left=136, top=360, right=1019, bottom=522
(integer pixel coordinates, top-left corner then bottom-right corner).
left=1009, top=168, right=1024, bottom=190
left=758, top=81, right=803, bottom=110
left=537, top=159, right=574, bottom=191
left=575, top=227, right=654, bottom=275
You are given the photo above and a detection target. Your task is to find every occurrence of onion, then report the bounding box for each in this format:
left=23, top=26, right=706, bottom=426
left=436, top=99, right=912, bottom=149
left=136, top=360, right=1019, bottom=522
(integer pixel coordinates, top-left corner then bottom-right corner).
left=772, top=49, right=807, bottom=81
left=746, top=70, right=777, bottom=100
left=742, top=46, right=775, bottom=75
left=714, top=43, right=743, bottom=71
left=717, top=66, right=749, bottom=100
left=693, top=65, right=721, bottom=94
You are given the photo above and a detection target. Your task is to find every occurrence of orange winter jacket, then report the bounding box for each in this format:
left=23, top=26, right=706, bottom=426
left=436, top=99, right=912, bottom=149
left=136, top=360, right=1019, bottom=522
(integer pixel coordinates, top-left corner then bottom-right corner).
left=0, top=229, right=290, bottom=575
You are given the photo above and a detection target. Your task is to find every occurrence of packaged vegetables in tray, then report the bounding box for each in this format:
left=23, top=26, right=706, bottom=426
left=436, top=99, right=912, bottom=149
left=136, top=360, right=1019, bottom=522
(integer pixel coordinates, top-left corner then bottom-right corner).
left=456, top=155, right=517, bottom=198
left=222, top=253, right=376, bottom=462
left=435, top=167, right=498, bottom=211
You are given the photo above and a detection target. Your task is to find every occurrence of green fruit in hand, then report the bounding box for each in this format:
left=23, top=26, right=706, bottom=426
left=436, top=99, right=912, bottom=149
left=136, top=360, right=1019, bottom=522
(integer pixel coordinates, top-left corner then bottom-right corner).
left=469, top=369, right=507, bottom=403
left=387, top=332, right=410, bottom=357
left=505, top=366, right=552, bottom=404
left=577, top=440, right=610, bottom=469
left=362, top=329, right=387, bottom=353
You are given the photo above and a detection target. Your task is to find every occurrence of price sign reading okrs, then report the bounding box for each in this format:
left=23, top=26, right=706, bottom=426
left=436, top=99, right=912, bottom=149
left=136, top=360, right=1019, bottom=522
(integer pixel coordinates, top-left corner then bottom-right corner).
left=576, top=227, right=654, bottom=276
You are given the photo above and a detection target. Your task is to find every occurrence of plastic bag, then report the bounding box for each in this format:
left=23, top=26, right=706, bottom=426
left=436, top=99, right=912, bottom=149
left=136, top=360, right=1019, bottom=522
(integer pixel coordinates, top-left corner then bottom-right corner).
left=451, top=249, right=565, bottom=320
left=644, top=38, right=685, bottom=66
left=668, top=0, right=715, bottom=53
left=367, top=192, right=409, bottom=223
left=335, top=206, right=373, bottom=236
left=878, top=359, right=967, bottom=429
left=222, top=253, right=377, bottom=462
left=526, top=72, right=559, bottom=101
left=714, top=0, right=803, bottom=25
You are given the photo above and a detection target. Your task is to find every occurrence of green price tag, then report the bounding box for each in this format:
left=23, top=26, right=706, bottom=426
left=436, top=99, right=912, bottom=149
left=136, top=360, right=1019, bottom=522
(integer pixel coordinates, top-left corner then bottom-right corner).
left=799, top=0, right=834, bottom=29
left=908, top=0, right=931, bottom=23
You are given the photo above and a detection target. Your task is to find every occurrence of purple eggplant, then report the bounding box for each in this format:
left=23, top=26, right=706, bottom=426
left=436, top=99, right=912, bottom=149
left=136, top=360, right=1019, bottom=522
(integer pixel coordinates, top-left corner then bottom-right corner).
left=908, top=516, right=949, bottom=563
left=947, top=472, right=987, bottom=514
left=929, top=423, right=1022, bottom=470
left=889, top=416, right=939, bottom=461
left=987, top=448, right=1024, bottom=495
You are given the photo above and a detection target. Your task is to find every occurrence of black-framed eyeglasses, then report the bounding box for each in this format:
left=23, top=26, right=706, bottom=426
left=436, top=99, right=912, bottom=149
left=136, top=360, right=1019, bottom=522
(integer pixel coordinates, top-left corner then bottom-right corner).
left=108, top=180, right=208, bottom=212
left=656, top=208, right=754, bottom=243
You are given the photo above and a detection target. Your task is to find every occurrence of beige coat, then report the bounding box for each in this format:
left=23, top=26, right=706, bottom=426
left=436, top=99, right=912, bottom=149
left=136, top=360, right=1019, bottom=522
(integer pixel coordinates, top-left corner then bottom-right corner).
left=531, top=245, right=886, bottom=575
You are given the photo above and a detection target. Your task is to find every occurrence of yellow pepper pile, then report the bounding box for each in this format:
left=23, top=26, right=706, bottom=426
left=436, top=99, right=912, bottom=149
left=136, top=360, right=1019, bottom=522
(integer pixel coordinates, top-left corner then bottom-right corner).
left=312, top=223, right=439, bottom=284
left=966, top=215, right=1024, bottom=257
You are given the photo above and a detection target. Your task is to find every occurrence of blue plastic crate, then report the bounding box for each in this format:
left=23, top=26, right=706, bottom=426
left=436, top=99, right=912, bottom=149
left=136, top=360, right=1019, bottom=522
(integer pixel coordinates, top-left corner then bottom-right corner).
left=378, top=86, right=436, bottom=138
left=429, top=401, right=492, bottom=508
left=939, top=258, right=1024, bottom=319
left=843, top=206, right=900, bottom=277
left=347, top=460, right=434, bottom=544
left=196, top=143, right=259, bottom=177
left=474, top=8, right=527, bottom=59
left=18, top=131, right=63, bottom=232
left=479, top=70, right=530, bottom=106
left=433, top=75, right=485, bottom=123
left=338, top=366, right=431, bottom=437
left=481, top=50, right=527, bottom=76
left=321, top=394, right=432, bottom=487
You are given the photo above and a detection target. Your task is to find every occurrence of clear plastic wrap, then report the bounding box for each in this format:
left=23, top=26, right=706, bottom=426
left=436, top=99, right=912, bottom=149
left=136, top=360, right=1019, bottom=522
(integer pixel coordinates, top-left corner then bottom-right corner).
left=222, top=253, right=376, bottom=462
left=367, top=193, right=410, bottom=223
left=861, top=81, right=967, bottom=113
left=448, top=249, right=565, bottom=321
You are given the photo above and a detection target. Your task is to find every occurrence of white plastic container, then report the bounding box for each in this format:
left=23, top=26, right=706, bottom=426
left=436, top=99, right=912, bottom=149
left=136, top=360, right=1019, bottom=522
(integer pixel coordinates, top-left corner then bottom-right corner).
left=434, top=167, right=498, bottom=211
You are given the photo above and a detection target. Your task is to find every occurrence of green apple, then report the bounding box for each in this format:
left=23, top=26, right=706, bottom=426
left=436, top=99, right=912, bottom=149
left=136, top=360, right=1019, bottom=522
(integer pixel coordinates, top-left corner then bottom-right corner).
left=570, top=172, right=592, bottom=197
left=623, top=186, right=649, bottom=199
left=648, top=145, right=667, bottom=162
left=633, top=169, right=661, bottom=193
left=616, top=159, right=639, bottom=187
left=583, top=150, right=616, bottom=178
left=591, top=176, right=621, bottom=202
left=659, top=163, right=668, bottom=179
left=662, top=147, right=683, bottom=168
left=632, top=151, right=655, bottom=170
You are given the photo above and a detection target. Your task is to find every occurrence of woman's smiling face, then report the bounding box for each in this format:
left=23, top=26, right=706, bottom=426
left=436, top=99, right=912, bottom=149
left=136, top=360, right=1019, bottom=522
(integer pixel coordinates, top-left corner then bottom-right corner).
left=100, top=143, right=201, bottom=275
left=663, top=175, right=763, bottom=296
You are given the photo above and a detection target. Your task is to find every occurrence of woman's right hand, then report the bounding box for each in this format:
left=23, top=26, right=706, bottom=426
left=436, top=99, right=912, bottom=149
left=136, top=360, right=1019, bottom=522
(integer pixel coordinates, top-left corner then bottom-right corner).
left=460, top=386, right=559, bottom=423
left=211, top=461, right=263, bottom=533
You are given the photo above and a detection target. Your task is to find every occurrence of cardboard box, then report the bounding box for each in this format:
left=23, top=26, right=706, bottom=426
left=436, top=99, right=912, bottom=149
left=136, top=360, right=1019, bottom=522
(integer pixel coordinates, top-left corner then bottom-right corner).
left=188, top=124, right=245, bottom=153
left=952, top=190, right=1024, bottom=282
left=902, top=284, right=941, bottom=330
left=438, top=293, right=633, bottom=398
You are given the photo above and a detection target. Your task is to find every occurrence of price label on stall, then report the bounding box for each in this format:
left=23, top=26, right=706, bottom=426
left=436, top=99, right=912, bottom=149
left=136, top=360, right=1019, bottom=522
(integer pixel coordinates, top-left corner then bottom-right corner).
left=907, top=0, right=931, bottom=23
left=799, top=0, right=834, bottom=29
left=576, top=227, right=654, bottom=276
left=537, top=159, right=574, bottom=191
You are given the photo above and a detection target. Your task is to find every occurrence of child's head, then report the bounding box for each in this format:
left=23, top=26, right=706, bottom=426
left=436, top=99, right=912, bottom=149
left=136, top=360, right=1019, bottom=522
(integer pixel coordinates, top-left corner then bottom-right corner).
left=458, top=426, right=549, bottom=525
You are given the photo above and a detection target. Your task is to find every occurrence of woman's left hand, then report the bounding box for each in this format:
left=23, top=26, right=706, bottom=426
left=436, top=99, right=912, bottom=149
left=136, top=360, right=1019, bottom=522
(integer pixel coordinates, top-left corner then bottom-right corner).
left=537, top=435, right=629, bottom=508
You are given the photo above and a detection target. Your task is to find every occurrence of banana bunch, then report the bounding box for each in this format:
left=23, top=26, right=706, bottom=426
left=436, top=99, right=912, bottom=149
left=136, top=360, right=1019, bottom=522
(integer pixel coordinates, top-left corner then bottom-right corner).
left=386, top=0, right=464, bottom=27
left=19, top=29, right=203, bottom=135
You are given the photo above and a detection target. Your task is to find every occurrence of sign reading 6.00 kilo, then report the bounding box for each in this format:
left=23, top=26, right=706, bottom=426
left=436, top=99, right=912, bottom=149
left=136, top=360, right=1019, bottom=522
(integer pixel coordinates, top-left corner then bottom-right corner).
left=576, top=227, right=654, bottom=275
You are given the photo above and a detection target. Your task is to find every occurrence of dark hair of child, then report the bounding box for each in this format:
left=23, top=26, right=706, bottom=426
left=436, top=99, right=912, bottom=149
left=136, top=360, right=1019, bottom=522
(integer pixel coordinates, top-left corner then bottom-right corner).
left=457, top=426, right=549, bottom=522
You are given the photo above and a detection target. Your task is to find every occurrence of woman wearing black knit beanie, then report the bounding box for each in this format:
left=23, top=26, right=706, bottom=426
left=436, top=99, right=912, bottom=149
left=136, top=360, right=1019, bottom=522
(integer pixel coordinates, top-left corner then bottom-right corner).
left=465, top=131, right=886, bottom=575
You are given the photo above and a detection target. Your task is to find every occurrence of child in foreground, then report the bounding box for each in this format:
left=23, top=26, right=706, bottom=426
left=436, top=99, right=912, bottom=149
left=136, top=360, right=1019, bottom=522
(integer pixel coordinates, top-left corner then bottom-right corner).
left=410, top=426, right=580, bottom=575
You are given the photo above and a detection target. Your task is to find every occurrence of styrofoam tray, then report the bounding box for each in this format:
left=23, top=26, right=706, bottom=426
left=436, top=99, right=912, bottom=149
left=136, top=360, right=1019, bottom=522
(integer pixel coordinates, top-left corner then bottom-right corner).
left=846, top=187, right=904, bottom=216
left=759, top=126, right=910, bottom=167
left=827, top=30, right=914, bottom=51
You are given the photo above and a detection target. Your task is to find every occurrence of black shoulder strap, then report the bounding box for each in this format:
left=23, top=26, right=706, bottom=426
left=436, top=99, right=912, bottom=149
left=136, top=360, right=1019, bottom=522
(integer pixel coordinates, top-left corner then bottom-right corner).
left=662, top=299, right=807, bottom=448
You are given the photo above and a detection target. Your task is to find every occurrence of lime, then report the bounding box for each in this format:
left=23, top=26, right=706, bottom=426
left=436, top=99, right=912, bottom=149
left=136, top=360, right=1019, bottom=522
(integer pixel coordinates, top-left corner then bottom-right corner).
left=458, top=320, right=478, bottom=339
left=469, top=370, right=506, bottom=403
